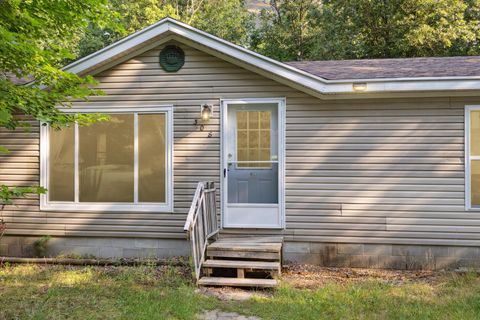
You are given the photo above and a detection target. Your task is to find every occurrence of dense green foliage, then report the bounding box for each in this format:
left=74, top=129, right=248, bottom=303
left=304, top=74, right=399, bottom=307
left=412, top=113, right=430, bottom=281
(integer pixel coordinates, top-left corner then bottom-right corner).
left=251, top=0, right=322, bottom=61
left=75, top=0, right=480, bottom=61
left=0, top=0, right=114, bottom=130
left=316, top=0, right=480, bottom=60
left=0, top=0, right=114, bottom=203
left=253, top=0, right=480, bottom=61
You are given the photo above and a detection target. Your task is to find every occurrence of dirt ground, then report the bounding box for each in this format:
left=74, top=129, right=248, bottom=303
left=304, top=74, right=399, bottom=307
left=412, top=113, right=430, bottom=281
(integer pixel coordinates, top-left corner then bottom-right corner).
left=282, top=264, right=441, bottom=288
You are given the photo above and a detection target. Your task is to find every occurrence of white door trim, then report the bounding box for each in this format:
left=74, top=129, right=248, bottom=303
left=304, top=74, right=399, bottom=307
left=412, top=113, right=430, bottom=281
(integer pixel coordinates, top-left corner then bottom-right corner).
left=220, top=98, right=286, bottom=229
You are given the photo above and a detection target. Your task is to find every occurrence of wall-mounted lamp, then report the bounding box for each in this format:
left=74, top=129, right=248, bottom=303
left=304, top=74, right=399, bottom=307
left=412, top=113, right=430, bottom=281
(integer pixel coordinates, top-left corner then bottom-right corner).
left=352, top=83, right=367, bottom=92
left=194, top=104, right=213, bottom=132
left=201, top=104, right=213, bottom=121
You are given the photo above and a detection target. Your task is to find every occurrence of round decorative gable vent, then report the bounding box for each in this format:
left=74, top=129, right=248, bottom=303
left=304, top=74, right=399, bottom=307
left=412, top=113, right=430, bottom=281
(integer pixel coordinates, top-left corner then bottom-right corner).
left=159, top=45, right=185, bottom=72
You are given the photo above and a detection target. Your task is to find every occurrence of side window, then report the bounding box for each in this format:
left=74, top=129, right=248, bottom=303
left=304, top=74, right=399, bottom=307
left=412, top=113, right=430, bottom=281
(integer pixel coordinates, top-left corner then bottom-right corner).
left=41, top=108, right=173, bottom=212
left=467, top=107, right=480, bottom=209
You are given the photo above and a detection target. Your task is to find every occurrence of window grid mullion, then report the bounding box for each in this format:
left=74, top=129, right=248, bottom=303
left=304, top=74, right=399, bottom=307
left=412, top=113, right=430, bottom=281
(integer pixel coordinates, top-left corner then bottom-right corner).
left=134, top=113, right=139, bottom=204
left=74, top=122, right=79, bottom=203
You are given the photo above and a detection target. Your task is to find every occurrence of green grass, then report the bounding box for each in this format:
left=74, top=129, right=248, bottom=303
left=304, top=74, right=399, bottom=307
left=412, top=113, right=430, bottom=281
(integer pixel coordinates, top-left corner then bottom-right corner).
left=0, top=263, right=217, bottom=319
left=1, top=264, right=480, bottom=319
left=223, top=277, right=480, bottom=320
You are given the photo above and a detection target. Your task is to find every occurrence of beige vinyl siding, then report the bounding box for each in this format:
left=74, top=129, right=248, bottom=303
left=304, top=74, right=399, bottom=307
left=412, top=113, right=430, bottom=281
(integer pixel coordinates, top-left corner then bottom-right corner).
left=2, top=40, right=480, bottom=246
left=284, top=97, right=475, bottom=246
left=0, top=43, right=296, bottom=239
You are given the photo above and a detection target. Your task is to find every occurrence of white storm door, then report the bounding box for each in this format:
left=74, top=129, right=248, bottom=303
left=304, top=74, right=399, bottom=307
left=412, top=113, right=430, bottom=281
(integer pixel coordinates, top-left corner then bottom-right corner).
left=222, top=99, right=284, bottom=228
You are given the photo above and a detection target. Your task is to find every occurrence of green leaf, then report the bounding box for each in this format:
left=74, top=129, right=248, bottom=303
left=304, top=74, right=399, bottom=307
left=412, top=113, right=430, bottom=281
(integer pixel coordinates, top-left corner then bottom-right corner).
left=0, top=108, right=12, bottom=126
left=0, top=185, right=47, bottom=205
left=0, top=146, right=9, bottom=154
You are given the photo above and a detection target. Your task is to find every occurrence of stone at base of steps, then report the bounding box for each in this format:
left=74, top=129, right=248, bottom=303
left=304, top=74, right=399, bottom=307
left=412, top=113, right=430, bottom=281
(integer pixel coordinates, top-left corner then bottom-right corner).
left=198, top=277, right=277, bottom=288
left=197, top=286, right=273, bottom=301
left=196, top=309, right=261, bottom=320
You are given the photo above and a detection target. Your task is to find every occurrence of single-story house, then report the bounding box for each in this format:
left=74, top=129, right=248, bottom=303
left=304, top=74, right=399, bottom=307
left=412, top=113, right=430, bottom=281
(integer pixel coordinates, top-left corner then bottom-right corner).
left=3, top=18, right=480, bottom=271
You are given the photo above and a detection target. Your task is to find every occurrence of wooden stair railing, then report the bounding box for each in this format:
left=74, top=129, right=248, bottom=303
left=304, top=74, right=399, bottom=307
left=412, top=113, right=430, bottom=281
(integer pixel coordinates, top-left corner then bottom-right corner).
left=184, top=181, right=219, bottom=280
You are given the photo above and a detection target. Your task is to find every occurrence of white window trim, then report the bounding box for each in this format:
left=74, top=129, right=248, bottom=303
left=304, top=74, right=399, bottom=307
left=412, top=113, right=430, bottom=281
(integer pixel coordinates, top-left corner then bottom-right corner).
left=40, top=105, right=174, bottom=212
left=465, top=105, right=480, bottom=211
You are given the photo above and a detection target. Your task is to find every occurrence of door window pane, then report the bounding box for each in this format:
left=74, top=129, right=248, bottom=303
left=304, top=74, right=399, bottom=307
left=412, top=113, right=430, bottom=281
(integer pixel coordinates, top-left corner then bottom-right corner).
left=79, top=114, right=134, bottom=202
left=237, top=111, right=271, bottom=168
left=139, top=114, right=166, bottom=202
left=49, top=126, right=74, bottom=201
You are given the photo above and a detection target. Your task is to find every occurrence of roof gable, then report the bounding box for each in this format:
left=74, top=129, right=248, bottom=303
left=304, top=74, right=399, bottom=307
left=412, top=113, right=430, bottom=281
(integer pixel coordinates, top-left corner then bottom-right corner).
left=63, top=17, right=480, bottom=99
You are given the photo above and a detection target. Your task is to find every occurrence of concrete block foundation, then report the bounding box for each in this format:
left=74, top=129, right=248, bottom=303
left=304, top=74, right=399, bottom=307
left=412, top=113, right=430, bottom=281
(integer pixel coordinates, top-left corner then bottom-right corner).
left=2, top=236, right=480, bottom=270
left=283, top=242, right=480, bottom=270
left=0, top=236, right=190, bottom=259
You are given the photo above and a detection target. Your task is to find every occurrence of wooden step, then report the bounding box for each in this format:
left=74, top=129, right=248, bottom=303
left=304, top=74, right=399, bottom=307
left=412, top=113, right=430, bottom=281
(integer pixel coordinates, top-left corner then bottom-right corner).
left=217, top=236, right=284, bottom=243
left=207, top=242, right=282, bottom=253
left=203, top=259, right=280, bottom=270
left=207, top=249, right=280, bottom=260
left=198, top=277, right=278, bottom=288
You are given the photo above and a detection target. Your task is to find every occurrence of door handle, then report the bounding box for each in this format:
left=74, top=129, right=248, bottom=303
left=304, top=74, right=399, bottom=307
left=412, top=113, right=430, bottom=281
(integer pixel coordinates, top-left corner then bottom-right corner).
left=223, top=168, right=227, bottom=178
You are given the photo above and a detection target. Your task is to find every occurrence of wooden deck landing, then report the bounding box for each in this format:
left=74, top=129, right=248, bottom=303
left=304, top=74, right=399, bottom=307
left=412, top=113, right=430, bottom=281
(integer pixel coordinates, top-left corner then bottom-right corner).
left=198, top=236, right=283, bottom=288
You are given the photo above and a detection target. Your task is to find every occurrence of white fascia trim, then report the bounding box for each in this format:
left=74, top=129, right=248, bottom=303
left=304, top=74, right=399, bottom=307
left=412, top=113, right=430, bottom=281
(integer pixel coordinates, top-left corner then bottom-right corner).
left=63, top=21, right=170, bottom=74
left=62, top=17, right=480, bottom=95
left=322, top=79, right=480, bottom=95
left=331, top=75, right=480, bottom=83
left=166, top=23, right=325, bottom=92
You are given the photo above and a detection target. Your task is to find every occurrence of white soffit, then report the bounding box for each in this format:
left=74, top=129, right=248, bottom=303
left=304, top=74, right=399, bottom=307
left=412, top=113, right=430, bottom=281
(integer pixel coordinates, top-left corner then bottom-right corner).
left=62, top=17, right=480, bottom=98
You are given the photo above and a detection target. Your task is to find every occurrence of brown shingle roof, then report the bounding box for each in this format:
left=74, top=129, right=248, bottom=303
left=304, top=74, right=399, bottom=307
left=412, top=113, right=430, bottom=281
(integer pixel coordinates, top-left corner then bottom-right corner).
left=285, top=56, right=480, bottom=80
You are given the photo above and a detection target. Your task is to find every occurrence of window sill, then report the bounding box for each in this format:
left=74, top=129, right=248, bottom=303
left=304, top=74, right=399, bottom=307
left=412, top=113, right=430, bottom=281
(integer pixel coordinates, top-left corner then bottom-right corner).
left=40, top=202, right=173, bottom=213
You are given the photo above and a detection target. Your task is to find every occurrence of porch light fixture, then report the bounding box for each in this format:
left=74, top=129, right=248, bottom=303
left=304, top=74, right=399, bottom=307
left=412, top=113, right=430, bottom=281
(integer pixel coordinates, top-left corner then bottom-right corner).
left=194, top=104, right=213, bottom=132
left=352, top=83, right=367, bottom=92
left=201, top=104, right=213, bottom=121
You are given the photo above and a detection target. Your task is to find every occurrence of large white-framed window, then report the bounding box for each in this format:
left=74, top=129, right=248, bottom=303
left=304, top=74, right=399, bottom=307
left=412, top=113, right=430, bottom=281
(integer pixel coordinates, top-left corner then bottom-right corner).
left=40, top=106, right=174, bottom=212
left=465, top=105, right=480, bottom=210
